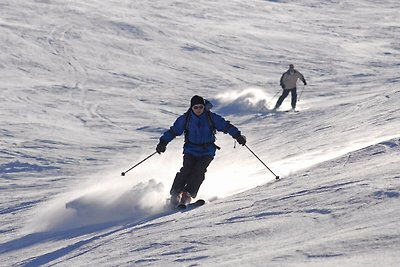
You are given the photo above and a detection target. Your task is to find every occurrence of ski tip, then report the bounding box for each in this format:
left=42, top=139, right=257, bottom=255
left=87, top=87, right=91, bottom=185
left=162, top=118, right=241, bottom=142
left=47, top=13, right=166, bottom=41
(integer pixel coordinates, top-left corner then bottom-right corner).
left=195, top=199, right=206, bottom=205
left=176, top=199, right=205, bottom=210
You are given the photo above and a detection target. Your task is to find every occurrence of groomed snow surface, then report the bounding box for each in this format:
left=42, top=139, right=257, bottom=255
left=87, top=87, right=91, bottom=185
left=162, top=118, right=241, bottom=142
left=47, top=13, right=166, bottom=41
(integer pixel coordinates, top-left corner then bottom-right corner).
left=1, top=0, right=400, bottom=266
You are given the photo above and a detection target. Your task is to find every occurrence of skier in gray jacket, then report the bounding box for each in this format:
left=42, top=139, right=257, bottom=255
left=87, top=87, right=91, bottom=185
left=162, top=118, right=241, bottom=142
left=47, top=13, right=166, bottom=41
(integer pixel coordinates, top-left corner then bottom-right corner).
left=274, top=64, right=307, bottom=111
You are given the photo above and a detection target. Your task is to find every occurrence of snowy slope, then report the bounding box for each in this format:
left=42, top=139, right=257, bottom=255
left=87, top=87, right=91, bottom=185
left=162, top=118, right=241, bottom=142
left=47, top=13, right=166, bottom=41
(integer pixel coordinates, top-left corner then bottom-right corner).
left=1, top=0, right=400, bottom=266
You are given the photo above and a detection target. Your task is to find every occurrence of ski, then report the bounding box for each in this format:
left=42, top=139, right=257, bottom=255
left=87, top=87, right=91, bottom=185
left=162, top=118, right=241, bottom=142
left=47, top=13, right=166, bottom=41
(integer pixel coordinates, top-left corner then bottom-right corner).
left=176, top=199, right=205, bottom=210
left=257, top=109, right=299, bottom=118
left=284, top=109, right=299, bottom=113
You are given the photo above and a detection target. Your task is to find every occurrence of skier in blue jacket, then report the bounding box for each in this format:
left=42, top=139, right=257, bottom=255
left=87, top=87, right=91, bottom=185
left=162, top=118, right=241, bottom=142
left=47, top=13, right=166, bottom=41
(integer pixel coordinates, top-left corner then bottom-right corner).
left=156, top=95, right=246, bottom=206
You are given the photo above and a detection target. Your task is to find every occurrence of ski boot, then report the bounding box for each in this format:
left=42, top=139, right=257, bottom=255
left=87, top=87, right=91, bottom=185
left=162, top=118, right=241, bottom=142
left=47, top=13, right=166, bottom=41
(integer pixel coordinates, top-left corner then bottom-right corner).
left=179, top=192, right=192, bottom=206
left=170, top=192, right=182, bottom=207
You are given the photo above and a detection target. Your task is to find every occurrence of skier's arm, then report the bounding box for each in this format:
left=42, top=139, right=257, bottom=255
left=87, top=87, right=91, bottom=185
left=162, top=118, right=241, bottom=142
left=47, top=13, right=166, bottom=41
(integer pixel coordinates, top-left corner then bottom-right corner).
left=280, top=73, right=285, bottom=89
left=160, top=115, right=185, bottom=143
left=211, top=113, right=241, bottom=137
left=212, top=113, right=247, bottom=146
left=156, top=115, right=185, bottom=154
left=299, top=72, right=307, bottom=85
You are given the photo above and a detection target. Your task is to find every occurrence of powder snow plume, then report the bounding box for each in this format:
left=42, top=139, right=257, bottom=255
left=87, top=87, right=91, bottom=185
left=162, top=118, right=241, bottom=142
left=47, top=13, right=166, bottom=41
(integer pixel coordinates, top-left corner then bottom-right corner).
left=210, top=88, right=272, bottom=115
left=25, top=177, right=167, bottom=233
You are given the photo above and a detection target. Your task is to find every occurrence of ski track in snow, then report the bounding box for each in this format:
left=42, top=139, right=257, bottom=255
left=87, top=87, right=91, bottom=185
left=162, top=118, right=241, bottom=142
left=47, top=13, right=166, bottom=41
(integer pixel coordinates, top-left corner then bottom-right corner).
left=1, top=0, right=400, bottom=266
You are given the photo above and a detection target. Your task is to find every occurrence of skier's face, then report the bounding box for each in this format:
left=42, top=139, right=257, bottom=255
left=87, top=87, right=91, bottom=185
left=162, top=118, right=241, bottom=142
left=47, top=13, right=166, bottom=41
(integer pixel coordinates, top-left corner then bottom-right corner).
left=289, top=64, right=294, bottom=73
left=192, top=104, right=205, bottom=116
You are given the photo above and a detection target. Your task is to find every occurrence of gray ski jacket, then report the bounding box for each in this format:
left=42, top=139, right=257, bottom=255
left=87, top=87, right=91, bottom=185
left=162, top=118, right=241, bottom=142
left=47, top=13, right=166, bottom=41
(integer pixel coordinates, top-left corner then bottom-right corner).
left=280, top=70, right=306, bottom=90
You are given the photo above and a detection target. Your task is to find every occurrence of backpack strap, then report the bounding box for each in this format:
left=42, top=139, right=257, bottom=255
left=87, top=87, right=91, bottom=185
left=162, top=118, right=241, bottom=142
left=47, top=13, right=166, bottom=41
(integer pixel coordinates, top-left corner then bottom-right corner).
left=183, top=108, right=191, bottom=143
left=206, top=111, right=216, bottom=135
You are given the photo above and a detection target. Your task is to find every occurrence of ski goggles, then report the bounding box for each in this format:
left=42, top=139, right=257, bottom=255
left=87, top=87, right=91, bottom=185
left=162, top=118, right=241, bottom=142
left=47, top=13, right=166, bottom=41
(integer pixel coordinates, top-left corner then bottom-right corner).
left=192, top=105, right=204, bottom=110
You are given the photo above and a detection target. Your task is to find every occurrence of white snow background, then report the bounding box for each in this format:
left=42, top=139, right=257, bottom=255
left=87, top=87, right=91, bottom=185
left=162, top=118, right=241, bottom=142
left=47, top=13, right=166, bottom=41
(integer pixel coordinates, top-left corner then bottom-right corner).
left=1, top=0, right=400, bottom=266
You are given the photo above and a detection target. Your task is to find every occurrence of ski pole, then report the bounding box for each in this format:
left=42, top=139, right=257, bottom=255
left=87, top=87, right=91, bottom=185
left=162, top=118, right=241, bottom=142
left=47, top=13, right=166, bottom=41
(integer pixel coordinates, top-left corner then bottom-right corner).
left=121, top=151, right=157, bottom=176
left=266, top=89, right=282, bottom=107
left=244, top=144, right=280, bottom=179
left=298, top=84, right=305, bottom=102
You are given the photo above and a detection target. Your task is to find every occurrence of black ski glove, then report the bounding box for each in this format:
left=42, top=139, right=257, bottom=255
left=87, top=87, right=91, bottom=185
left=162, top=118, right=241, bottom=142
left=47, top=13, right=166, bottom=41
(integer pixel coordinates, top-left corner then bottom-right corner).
left=303, top=81, right=307, bottom=86
left=156, top=141, right=167, bottom=154
left=234, top=134, right=246, bottom=146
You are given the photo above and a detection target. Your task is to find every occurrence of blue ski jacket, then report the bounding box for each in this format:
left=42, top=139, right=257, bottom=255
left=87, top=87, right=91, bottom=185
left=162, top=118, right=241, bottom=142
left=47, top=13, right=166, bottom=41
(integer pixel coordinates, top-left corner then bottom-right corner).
left=159, top=110, right=241, bottom=157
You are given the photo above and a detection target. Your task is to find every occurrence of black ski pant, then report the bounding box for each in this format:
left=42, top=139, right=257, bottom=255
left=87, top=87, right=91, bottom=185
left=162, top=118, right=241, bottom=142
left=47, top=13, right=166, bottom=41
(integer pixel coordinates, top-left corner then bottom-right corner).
left=170, top=154, right=214, bottom=198
left=275, top=87, right=297, bottom=109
